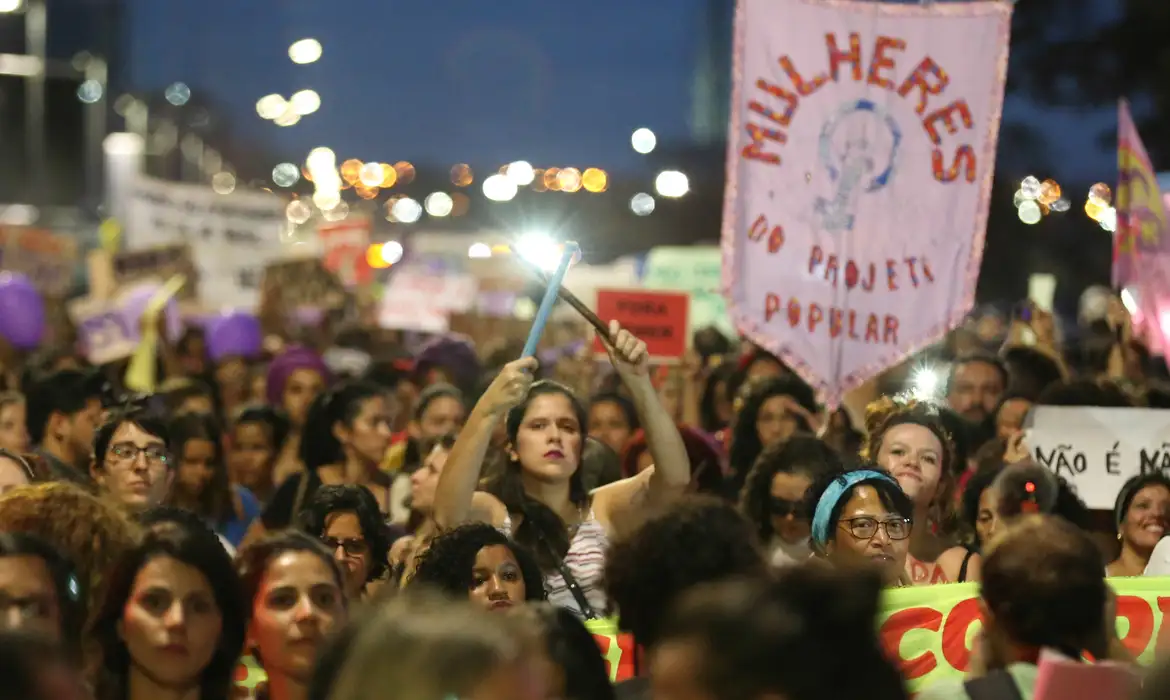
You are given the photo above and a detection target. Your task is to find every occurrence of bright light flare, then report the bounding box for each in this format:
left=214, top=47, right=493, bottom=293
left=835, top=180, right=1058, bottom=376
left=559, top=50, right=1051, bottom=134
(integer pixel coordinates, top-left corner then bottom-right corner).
left=909, top=365, right=944, bottom=401
left=289, top=39, right=323, bottom=64
left=506, top=161, right=535, bottom=186
left=381, top=241, right=404, bottom=265
left=468, top=242, right=492, bottom=259
left=631, top=127, right=656, bottom=154
left=514, top=232, right=566, bottom=273
left=655, top=170, right=689, bottom=198
left=290, top=89, right=321, bottom=116
left=483, top=174, right=518, bottom=202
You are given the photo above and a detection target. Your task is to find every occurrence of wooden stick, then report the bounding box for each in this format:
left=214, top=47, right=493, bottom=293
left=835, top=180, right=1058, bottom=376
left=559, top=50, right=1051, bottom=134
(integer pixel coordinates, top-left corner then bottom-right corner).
left=508, top=245, right=611, bottom=340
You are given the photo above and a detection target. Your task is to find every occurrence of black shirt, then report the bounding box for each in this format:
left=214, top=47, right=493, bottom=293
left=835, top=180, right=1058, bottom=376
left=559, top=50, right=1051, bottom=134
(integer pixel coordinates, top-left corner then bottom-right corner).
left=261, top=471, right=323, bottom=530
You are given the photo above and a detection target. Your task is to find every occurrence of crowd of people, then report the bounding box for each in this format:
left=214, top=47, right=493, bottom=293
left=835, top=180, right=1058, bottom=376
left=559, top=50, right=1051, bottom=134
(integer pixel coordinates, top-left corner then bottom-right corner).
left=1, top=297, right=1170, bottom=700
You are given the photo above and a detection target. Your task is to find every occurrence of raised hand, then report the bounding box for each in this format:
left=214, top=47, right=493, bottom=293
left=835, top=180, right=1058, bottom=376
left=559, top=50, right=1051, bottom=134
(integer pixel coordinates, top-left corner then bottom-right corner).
left=480, top=356, right=539, bottom=415
left=602, top=320, right=649, bottom=382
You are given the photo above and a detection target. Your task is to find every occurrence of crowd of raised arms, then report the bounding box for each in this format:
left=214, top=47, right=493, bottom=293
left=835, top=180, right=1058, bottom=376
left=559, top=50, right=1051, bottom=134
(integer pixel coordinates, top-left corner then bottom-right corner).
left=2, top=307, right=1170, bottom=700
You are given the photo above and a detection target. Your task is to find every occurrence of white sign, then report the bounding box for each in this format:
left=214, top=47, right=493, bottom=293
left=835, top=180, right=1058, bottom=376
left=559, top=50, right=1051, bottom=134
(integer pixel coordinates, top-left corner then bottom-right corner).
left=379, top=267, right=478, bottom=332
left=68, top=297, right=137, bottom=365
left=125, top=177, right=287, bottom=309
left=642, top=246, right=734, bottom=337
left=1025, top=406, right=1170, bottom=509
left=722, top=0, right=1012, bottom=406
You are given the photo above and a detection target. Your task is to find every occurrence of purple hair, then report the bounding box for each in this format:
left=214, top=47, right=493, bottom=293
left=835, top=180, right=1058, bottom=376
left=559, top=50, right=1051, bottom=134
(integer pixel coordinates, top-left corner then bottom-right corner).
left=415, top=334, right=480, bottom=392
left=266, top=345, right=333, bottom=406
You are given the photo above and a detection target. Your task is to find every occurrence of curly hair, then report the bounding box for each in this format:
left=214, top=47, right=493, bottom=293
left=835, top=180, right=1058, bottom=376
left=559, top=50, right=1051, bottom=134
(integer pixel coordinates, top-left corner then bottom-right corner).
left=620, top=426, right=726, bottom=495
left=297, top=484, right=391, bottom=582
left=739, top=435, right=842, bottom=543
left=603, top=496, right=766, bottom=648
left=860, top=396, right=959, bottom=519
left=727, top=375, right=818, bottom=489
left=409, top=522, right=545, bottom=602
left=0, top=482, right=140, bottom=630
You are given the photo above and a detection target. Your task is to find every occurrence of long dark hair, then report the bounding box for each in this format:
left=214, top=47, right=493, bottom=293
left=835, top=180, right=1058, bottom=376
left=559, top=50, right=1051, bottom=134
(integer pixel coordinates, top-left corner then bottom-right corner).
left=483, top=380, right=589, bottom=572
left=727, top=375, right=818, bottom=488
left=166, top=413, right=234, bottom=523
left=92, top=523, right=246, bottom=700
left=299, top=381, right=386, bottom=470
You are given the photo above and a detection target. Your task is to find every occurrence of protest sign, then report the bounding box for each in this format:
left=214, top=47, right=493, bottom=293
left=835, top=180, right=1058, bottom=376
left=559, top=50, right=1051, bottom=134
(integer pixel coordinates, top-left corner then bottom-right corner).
left=642, top=246, right=734, bottom=337
left=0, top=226, right=78, bottom=297
left=125, top=177, right=287, bottom=309
left=67, top=297, right=137, bottom=365
left=261, top=258, right=347, bottom=312
left=592, top=289, right=689, bottom=360
left=1024, top=406, right=1170, bottom=509
left=721, top=0, right=1012, bottom=406
left=879, top=577, right=1170, bottom=694
left=379, top=266, right=478, bottom=333
left=113, top=244, right=199, bottom=301
left=318, top=218, right=372, bottom=287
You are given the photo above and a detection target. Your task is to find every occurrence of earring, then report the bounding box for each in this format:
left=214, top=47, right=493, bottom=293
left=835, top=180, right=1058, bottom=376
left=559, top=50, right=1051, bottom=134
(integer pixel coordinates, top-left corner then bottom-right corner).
left=1117, top=532, right=1122, bottom=541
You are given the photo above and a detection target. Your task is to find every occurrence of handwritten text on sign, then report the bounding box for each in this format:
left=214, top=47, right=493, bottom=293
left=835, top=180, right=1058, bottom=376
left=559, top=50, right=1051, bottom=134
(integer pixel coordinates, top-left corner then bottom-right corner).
left=593, top=289, right=689, bottom=360
left=1024, top=406, right=1170, bottom=510
left=722, top=0, right=1011, bottom=406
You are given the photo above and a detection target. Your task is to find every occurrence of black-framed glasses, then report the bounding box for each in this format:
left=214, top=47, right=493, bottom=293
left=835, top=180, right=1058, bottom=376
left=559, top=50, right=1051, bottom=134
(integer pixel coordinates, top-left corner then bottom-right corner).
left=322, top=536, right=369, bottom=558
left=108, top=442, right=170, bottom=467
left=769, top=496, right=807, bottom=519
left=839, top=516, right=912, bottom=541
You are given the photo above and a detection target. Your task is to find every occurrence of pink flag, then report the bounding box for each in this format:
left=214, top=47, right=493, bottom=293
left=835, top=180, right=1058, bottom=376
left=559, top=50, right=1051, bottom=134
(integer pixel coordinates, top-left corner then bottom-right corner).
left=721, top=0, right=1012, bottom=406
left=1113, top=100, right=1169, bottom=288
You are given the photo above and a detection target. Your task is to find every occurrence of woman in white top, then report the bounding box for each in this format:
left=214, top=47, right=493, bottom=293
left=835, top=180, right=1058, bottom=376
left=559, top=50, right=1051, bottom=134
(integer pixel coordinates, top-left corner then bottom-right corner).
left=431, top=321, right=690, bottom=618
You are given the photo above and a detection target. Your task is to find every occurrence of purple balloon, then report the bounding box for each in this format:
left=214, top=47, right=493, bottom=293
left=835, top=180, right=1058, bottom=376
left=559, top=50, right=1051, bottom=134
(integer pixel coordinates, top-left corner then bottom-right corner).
left=119, top=283, right=182, bottom=342
left=207, top=311, right=262, bottom=361
left=0, top=272, right=44, bottom=350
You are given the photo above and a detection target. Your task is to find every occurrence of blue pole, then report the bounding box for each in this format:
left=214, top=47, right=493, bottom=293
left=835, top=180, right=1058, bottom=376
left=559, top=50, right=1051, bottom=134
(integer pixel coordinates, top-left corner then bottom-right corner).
left=521, top=244, right=578, bottom=359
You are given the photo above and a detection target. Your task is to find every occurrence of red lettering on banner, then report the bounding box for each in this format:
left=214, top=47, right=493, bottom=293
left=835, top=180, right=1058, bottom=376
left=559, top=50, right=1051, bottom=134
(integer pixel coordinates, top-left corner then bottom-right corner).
left=897, top=58, right=949, bottom=115
left=747, top=214, right=784, bottom=253
left=763, top=294, right=900, bottom=346
left=826, top=32, right=862, bottom=82
left=778, top=56, right=828, bottom=96
left=743, top=124, right=785, bottom=165
left=810, top=246, right=932, bottom=293
left=1156, top=597, right=1170, bottom=655
left=887, top=259, right=899, bottom=291
left=867, top=36, right=906, bottom=90
left=924, top=100, right=973, bottom=145
left=1116, top=595, right=1155, bottom=657
left=934, top=146, right=978, bottom=183
left=941, top=598, right=982, bottom=673
left=880, top=607, right=944, bottom=680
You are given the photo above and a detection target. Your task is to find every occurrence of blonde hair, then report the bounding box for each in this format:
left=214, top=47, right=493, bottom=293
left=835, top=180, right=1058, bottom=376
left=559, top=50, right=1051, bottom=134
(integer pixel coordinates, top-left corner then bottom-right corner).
left=327, top=590, right=530, bottom=700
left=859, top=395, right=959, bottom=521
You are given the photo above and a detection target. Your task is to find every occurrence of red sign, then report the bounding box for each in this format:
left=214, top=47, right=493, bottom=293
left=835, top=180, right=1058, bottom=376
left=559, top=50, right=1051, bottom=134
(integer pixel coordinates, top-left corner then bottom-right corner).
left=592, top=289, right=689, bottom=359
left=318, top=218, right=372, bottom=287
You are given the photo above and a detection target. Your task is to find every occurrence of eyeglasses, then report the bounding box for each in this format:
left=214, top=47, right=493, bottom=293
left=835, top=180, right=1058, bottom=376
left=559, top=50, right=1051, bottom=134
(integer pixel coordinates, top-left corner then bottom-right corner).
left=322, top=536, right=369, bottom=558
left=769, top=496, right=807, bottom=519
left=107, top=442, right=170, bottom=467
left=839, top=516, right=912, bottom=541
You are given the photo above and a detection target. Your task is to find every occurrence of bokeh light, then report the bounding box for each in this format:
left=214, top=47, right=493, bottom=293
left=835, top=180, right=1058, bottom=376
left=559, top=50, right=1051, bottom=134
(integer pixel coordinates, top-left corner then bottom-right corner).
left=582, top=168, right=608, bottom=193
left=312, top=189, right=342, bottom=211
left=483, top=174, right=518, bottom=202
left=531, top=170, right=548, bottom=193
left=211, top=172, right=236, bottom=195
left=393, top=162, right=416, bottom=185
left=274, top=108, right=300, bottom=127
left=468, top=242, right=492, bottom=259
left=1039, top=179, right=1061, bottom=205
left=1017, top=200, right=1042, bottom=225
left=1020, top=176, right=1041, bottom=200
left=425, top=192, right=454, bottom=217
left=449, top=192, right=470, bottom=217
left=289, top=39, right=323, bottom=64
left=256, top=95, right=286, bottom=120
left=359, top=162, right=384, bottom=188
left=1089, top=183, right=1112, bottom=206
left=631, top=128, right=657, bottom=154
left=506, top=161, right=535, bottom=186
left=77, top=80, right=103, bottom=104
left=367, top=245, right=390, bottom=270
left=272, top=163, right=300, bottom=187
left=285, top=199, right=312, bottom=224
left=655, top=171, right=689, bottom=198
left=557, top=168, right=582, bottom=193
left=290, top=89, right=321, bottom=116
left=355, top=184, right=379, bottom=200
left=1098, top=207, right=1118, bottom=233
left=380, top=163, right=398, bottom=188
left=630, top=192, right=655, bottom=215
left=340, top=159, right=363, bottom=185
left=322, top=200, right=349, bottom=221
left=306, top=147, right=336, bottom=172
left=1084, top=198, right=1106, bottom=221
left=542, top=168, right=561, bottom=191
left=381, top=241, right=405, bottom=265
left=1051, top=198, right=1070, bottom=212
left=165, top=82, right=191, bottom=106
left=451, top=164, right=474, bottom=187
left=390, top=197, right=422, bottom=223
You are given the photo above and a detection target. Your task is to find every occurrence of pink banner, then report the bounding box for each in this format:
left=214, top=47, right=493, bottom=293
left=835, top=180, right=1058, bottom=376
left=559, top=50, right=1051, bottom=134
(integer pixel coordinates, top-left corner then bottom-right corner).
left=721, top=0, right=1012, bottom=406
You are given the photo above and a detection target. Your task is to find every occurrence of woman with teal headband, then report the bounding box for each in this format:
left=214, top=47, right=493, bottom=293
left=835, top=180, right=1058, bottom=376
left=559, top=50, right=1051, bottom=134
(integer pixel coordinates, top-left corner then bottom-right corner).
left=808, top=466, right=915, bottom=587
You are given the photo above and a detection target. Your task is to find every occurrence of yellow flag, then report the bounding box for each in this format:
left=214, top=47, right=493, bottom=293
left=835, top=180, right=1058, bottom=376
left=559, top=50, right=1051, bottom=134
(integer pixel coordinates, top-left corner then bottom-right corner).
left=124, top=275, right=186, bottom=393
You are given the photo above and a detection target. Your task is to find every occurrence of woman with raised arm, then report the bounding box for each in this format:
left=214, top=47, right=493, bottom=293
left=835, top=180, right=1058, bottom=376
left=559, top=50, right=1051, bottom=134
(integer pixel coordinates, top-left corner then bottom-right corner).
left=431, top=320, right=690, bottom=619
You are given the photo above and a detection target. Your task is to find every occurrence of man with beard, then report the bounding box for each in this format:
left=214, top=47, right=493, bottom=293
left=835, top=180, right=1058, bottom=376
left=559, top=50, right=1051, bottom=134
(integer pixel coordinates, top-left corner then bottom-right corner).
left=946, top=354, right=1007, bottom=430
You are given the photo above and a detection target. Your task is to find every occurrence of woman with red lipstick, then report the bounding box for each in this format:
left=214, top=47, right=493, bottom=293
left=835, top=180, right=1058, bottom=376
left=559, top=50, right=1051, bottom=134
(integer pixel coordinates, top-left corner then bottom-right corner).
left=1107, top=473, right=1170, bottom=577
left=862, top=397, right=979, bottom=585
left=237, top=531, right=347, bottom=700
left=432, top=321, right=690, bottom=619
left=410, top=522, right=545, bottom=612
left=91, top=521, right=247, bottom=700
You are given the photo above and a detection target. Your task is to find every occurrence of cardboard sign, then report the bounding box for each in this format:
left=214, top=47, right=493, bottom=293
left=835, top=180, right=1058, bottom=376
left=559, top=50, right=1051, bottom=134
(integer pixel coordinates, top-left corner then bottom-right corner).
left=67, top=297, right=137, bottom=365
left=113, top=244, right=199, bottom=300
left=1023, top=406, right=1170, bottom=509
left=591, top=289, right=689, bottom=359
left=378, top=267, right=478, bottom=333
left=262, top=258, right=347, bottom=311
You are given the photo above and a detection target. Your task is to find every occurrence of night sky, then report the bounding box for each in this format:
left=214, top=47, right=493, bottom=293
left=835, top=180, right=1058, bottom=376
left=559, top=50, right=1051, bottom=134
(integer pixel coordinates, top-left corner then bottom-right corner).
left=126, top=0, right=1118, bottom=181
